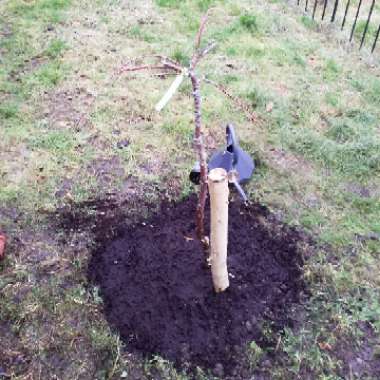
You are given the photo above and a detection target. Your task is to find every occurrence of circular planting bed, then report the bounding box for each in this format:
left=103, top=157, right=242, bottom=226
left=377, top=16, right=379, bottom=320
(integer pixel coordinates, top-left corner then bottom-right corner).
left=89, top=196, right=308, bottom=376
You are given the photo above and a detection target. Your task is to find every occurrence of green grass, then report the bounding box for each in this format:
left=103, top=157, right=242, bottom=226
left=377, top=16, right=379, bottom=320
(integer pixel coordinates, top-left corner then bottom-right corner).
left=162, top=120, right=193, bottom=144
left=30, top=130, right=75, bottom=152
left=239, top=13, right=259, bottom=33
left=44, top=39, right=67, bottom=59
left=0, top=102, right=19, bottom=119
left=0, top=0, right=380, bottom=378
left=280, top=123, right=380, bottom=177
left=9, top=0, right=72, bottom=22
left=300, top=15, right=317, bottom=29
left=155, top=0, right=181, bottom=7
left=156, top=0, right=220, bottom=11
left=323, top=58, right=341, bottom=81
left=325, top=92, right=340, bottom=107
left=171, top=47, right=191, bottom=66
left=354, top=19, right=378, bottom=41
left=27, top=61, right=66, bottom=88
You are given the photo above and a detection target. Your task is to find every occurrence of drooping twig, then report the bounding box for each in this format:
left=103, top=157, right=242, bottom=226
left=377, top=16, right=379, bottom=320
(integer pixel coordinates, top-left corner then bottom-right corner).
left=118, top=58, right=182, bottom=75
left=118, top=64, right=170, bottom=73
left=203, top=77, right=259, bottom=124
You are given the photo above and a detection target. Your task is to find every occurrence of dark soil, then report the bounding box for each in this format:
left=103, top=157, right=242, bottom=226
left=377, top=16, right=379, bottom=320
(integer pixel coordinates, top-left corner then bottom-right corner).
left=88, top=196, right=308, bottom=376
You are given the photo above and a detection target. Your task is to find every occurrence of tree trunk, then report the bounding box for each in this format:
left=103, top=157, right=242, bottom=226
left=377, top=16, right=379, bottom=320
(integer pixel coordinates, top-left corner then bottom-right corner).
left=189, top=72, right=208, bottom=242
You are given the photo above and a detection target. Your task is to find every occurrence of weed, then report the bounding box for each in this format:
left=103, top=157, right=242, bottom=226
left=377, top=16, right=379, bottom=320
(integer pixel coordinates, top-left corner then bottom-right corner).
left=269, top=46, right=306, bottom=67
left=0, top=102, right=19, bottom=119
left=223, top=74, right=238, bottom=83
left=345, top=109, right=376, bottom=125
left=226, top=46, right=238, bottom=56
left=239, top=13, right=259, bottom=34
left=88, top=325, right=119, bottom=351
left=162, top=121, right=193, bottom=143
left=171, top=48, right=190, bottom=66
left=44, top=39, right=66, bottom=59
left=282, top=326, right=338, bottom=376
left=127, top=25, right=156, bottom=43
left=350, top=78, right=365, bottom=92
left=245, top=46, right=266, bottom=59
left=248, top=341, right=264, bottom=368
left=25, top=62, right=65, bottom=88
left=155, top=0, right=180, bottom=8
left=300, top=209, right=327, bottom=229
left=300, top=15, right=317, bottom=29
left=325, top=92, right=339, bottom=107
left=30, top=130, right=75, bottom=153
left=323, top=59, right=341, bottom=81
left=325, top=120, right=357, bottom=143
left=197, top=0, right=217, bottom=12
left=365, top=78, right=380, bottom=104
left=245, top=86, right=268, bottom=109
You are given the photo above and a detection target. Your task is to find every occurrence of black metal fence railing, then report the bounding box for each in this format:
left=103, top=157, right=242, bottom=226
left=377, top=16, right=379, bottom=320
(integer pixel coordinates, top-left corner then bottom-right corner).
left=294, top=0, right=380, bottom=53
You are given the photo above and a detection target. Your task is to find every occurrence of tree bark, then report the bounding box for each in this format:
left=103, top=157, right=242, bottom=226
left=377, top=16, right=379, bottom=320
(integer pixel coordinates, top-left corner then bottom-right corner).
left=189, top=72, right=208, bottom=242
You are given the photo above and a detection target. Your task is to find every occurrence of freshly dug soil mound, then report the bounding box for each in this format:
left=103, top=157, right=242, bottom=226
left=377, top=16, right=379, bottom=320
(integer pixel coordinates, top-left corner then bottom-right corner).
left=89, top=196, right=307, bottom=375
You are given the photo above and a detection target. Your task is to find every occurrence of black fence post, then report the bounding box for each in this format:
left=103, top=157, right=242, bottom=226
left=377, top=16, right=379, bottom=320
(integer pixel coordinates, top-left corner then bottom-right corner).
left=341, top=0, right=351, bottom=30
left=322, top=0, right=328, bottom=20
left=331, top=0, right=339, bottom=22
left=312, top=0, right=318, bottom=19
left=291, top=0, right=378, bottom=53
left=360, top=0, right=375, bottom=49
left=372, top=23, right=380, bottom=52
left=350, top=0, right=363, bottom=42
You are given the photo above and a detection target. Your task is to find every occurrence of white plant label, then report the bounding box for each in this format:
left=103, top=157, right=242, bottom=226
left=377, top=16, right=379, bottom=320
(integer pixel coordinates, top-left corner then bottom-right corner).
left=155, top=70, right=187, bottom=112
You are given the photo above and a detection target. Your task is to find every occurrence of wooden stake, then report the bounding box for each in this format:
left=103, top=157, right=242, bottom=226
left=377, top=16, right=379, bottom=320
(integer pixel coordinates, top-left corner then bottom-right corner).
left=208, top=168, right=229, bottom=293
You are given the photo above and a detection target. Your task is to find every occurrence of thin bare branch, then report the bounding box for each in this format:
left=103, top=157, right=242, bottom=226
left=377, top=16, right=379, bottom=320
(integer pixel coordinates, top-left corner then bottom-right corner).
left=199, top=41, right=217, bottom=58
left=190, top=41, right=217, bottom=70
left=119, top=64, right=170, bottom=73
left=203, top=77, right=259, bottom=123
left=152, top=54, right=182, bottom=67
left=118, top=61, right=182, bottom=75
left=151, top=72, right=178, bottom=77
left=191, top=9, right=212, bottom=70
left=194, top=9, right=211, bottom=50
left=131, top=54, right=182, bottom=67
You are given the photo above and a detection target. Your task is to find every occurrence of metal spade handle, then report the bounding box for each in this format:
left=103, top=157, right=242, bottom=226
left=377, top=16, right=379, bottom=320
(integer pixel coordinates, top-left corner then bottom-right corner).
left=226, top=124, right=241, bottom=168
left=226, top=124, right=237, bottom=154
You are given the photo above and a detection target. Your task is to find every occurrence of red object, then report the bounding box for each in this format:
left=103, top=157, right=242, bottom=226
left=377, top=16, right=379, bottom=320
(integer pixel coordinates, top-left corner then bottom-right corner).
left=0, top=234, right=6, bottom=260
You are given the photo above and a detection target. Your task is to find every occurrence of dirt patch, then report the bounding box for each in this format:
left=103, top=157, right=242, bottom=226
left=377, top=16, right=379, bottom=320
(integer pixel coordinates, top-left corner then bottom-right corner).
left=343, top=181, right=380, bottom=199
left=0, top=321, right=30, bottom=377
left=270, top=148, right=315, bottom=174
left=86, top=156, right=125, bottom=187
left=41, top=88, right=94, bottom=130
left=119, top=0, right=163, bottom=25
left=336, top=322, right=380, bottom=379
left=88, top=196, right=308, bottom=376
